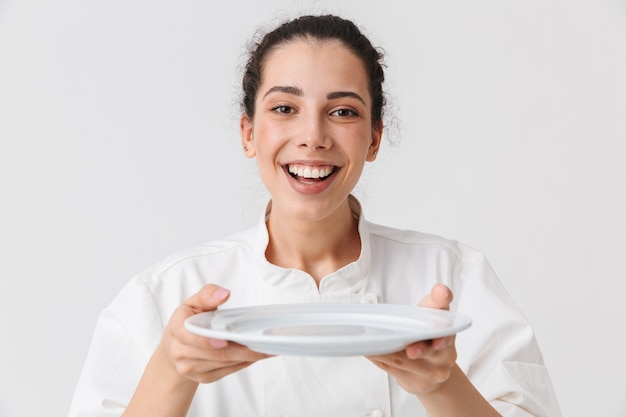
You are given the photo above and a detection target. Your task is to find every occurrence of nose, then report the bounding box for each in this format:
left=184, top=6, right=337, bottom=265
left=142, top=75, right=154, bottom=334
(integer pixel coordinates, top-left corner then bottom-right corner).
left=297, top=114, right=332, bottom=150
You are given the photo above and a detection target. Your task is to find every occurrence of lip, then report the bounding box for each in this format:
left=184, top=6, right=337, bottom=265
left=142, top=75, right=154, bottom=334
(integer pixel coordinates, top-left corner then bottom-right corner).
left=282, top=161, right=340, bottom=195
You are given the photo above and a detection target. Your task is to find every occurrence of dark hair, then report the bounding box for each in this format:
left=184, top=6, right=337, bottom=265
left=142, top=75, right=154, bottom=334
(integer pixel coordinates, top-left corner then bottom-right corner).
left=241, top=15, right=386, bottom=126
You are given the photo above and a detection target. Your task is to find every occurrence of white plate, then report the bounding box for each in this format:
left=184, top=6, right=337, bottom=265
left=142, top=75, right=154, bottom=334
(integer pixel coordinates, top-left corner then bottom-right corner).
left=184, top=303, right=471, bottom=356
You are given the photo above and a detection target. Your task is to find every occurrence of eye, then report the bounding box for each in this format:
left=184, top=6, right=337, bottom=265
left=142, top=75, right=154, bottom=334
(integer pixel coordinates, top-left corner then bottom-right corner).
left=330, top=108, right=359, bottom=118
left=271, top=105, right=295, bottom=114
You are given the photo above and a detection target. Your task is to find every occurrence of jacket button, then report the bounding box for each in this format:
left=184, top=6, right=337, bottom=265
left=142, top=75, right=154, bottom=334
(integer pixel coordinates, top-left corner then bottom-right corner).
left=371, top=409, right=384, bottom=417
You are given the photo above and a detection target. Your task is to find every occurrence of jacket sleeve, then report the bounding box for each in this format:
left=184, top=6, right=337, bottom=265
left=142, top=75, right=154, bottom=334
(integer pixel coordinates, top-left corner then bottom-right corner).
left=454, top=252, right=562, bottom=417
left=68, top=277, right=164, bottom=417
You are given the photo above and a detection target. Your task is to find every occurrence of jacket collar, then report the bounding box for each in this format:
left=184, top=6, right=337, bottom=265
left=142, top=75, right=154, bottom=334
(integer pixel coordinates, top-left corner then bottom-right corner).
left=253, top=195, right=373, bottom=301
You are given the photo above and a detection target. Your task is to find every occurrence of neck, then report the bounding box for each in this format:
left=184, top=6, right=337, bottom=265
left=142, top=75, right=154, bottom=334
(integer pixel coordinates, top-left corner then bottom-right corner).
left=265, top=200, right=361, bottom=285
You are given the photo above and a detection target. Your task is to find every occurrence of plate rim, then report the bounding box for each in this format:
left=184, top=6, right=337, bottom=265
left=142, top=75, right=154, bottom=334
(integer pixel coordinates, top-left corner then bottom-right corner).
left=183, top=303, right=471, bottom=356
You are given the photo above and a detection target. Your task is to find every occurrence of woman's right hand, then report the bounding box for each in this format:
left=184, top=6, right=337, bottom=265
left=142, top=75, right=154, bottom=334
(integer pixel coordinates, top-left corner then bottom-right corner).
left=123, top=285, right=269, bottom=417
left=160, top=284, right=270, bottom=384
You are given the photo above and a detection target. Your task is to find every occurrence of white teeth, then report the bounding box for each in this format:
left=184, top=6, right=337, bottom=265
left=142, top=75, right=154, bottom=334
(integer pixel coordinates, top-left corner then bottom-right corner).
left=288, top=165, right=333, bottom=179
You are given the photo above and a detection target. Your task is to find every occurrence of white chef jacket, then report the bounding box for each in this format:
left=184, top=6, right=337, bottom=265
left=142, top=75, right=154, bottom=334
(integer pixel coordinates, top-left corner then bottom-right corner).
left=68, top=197, right=562, bottom=417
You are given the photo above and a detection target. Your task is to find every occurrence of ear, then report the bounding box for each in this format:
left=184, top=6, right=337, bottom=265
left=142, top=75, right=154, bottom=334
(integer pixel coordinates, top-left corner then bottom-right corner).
left=366, top=120, right=383, bottom=162
left=240, top=113, right=256, bottom=158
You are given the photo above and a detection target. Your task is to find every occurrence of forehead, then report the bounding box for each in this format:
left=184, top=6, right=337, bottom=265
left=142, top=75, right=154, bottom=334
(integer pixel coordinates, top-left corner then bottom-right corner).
left=259, top=38, right=370, bottom=97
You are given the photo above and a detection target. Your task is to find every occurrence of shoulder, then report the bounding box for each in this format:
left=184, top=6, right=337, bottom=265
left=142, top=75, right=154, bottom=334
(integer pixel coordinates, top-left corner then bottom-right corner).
left=121, top=225, right=260, bottom=307
left=366, top=221, right=485, bottom=265
left=143, top=227, right=257, bottom=278
left=101, top=224, right=262, bottom=337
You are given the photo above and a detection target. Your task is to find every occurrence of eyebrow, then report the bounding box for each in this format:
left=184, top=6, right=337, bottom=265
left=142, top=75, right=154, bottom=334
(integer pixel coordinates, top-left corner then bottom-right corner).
left=326, top=91, right=366, bottom=105
left=262, top=85, right=366, bottom=105
left=262, top=85, right=303, bottom=99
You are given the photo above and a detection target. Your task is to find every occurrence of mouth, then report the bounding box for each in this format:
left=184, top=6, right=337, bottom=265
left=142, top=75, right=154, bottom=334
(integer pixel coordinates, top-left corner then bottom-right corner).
left=286, top=163, right=337, bottom=182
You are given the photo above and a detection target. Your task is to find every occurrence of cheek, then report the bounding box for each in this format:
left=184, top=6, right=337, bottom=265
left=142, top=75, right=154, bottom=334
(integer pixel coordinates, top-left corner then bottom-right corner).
left=252, top=129, right=283, bottom=167
left=256, top=124, right=293, bottom=155
left=254, top=122, right=279, bottom=145
left=344, top=129, right=373, bottom=157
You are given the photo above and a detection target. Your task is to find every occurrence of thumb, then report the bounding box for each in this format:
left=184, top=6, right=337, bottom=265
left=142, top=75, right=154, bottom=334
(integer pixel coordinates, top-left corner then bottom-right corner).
left=418, top=283, right=453, bottom=310
left=184, top=284, right=231, bottom=314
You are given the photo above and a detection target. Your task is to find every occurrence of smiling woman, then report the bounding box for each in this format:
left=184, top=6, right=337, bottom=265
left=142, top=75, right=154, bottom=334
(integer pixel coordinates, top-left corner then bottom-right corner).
left=240, top=38, right=381, bottom=236
left=68, top=14, right=562, bottom=417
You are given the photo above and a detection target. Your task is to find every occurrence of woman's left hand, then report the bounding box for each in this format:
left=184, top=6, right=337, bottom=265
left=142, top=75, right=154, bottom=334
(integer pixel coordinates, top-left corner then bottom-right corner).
left=367, top=284, right=457, bottom=395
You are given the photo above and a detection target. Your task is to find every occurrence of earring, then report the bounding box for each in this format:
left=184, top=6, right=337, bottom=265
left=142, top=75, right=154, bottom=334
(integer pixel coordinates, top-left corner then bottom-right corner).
left=372, top=151, right=377, bottom=156
left=243, top=146, right=248, bottom=152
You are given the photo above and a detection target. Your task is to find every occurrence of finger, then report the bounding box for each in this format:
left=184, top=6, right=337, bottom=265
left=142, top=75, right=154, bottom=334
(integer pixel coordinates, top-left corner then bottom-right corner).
left=367, top=357, right=418, bottom=393
left=201, top=342, right=269, bottom=363
left=208, top=338, right=229, bottom=349
left=405, top=335, right=454, bottom=359
left=194, top=361, right=257, bottom=384
left=184, top=284, right=231, bottom=313
left=169, top=309, right=228, bottom=349
left=368, top=356, right=453, bottom=394
left=175, top=355, right=259, bottom=384
left=368, top=354, right=437, bottom=382
left=176, top=357, right=249, bottom=375
left=172, top=343, right=268, bottom=368
left=173, top=334, right=269, bottom=363
left=170, top=285, right=232, bottom=348
left=432, top=336, right=453, bottom=350
left=418, top=283, right=453, bottom=310
left=369, top=345, right=456, bottom=375
left=405, top=341, right=429, bottom=360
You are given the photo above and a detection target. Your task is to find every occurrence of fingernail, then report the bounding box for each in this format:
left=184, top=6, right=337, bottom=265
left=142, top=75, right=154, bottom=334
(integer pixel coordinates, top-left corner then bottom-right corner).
left=213, top=288, right=230, bottom=301
left=408, top=346, right=423, bottom=359
left=435, top=338, right=448, bottom=349
left=209, top=338, right=228, bottom=348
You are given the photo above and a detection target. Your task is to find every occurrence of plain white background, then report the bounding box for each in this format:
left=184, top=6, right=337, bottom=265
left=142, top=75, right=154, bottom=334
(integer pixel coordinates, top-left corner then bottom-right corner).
left=1, top=0, right=625, bottom=416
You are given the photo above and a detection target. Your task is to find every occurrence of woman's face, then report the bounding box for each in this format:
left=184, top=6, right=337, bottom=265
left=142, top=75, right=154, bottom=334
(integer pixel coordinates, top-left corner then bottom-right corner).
left=241, top=39, right=382, bottom=223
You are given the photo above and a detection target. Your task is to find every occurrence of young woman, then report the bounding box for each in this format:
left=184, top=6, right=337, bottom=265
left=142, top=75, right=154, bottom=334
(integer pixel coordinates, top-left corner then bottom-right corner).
left=69, top=15, right=561, bottom=417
